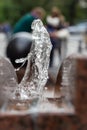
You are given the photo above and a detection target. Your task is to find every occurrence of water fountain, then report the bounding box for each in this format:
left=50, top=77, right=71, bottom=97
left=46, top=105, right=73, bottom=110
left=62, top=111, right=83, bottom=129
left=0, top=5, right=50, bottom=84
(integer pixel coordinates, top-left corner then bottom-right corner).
left=0, top=19, right=87, bottom=130
left=0, top=19, right=52, bottom=112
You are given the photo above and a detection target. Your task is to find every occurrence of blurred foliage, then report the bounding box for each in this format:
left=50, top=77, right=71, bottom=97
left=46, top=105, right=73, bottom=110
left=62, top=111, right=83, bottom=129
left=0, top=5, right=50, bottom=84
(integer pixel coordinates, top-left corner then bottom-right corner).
left=0, top=0, right=87, bottom=26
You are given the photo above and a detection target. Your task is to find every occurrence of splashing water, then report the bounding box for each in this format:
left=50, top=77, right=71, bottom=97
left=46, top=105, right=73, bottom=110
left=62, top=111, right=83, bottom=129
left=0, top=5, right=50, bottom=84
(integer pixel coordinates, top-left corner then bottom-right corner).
left=15, top=19, right=52, bottom=101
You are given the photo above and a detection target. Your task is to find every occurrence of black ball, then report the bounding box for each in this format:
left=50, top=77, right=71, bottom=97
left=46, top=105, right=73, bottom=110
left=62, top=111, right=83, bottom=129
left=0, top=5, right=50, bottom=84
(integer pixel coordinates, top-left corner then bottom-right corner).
left=6, top=34, right=32, bottom=68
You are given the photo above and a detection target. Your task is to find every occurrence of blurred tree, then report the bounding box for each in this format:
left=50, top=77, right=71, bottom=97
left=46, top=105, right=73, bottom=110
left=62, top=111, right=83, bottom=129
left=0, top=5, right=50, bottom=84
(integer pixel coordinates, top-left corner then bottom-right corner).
left=67, top=0, right=79, bottom=24
left=0, top=0, right=87, bottom=25
left=0, top=0, right=20, bottom=25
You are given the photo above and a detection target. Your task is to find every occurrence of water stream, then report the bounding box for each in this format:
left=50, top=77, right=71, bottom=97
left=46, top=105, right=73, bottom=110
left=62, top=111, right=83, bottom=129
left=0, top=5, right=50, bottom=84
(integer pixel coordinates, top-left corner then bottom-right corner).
left=14, top=19, right=52, bottom=103
left=0, top=19, right=75, bottom=114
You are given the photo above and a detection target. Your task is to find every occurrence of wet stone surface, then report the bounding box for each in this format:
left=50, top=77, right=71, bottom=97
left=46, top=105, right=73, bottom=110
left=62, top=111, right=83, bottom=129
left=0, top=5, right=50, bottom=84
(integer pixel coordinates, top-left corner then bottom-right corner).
left=0, top=57, right=18, bottom=107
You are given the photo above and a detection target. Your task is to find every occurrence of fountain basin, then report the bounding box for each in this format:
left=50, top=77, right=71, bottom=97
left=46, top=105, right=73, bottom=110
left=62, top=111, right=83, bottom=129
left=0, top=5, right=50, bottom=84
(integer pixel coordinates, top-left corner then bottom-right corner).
left=0, top=53, right=87, bottom=130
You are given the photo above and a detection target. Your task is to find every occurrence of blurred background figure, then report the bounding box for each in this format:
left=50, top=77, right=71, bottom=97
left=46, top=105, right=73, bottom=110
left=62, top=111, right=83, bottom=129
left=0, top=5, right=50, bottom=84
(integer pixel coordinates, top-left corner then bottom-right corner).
left=2, top=22, right=12, bottom=40
left=46, top=6, right=68, bottom=67
left=46, top=7, right=61, bottom=32
left=13, top=7, right=45, bottom=34
left=6, top=7, right=46, bottom=68
left=2, top=22, right=11, bottom=35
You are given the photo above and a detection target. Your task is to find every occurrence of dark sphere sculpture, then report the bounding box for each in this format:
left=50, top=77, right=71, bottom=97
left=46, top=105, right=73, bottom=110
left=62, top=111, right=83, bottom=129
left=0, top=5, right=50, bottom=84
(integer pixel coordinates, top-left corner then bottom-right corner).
left=6, top=33, right=32, bottom=68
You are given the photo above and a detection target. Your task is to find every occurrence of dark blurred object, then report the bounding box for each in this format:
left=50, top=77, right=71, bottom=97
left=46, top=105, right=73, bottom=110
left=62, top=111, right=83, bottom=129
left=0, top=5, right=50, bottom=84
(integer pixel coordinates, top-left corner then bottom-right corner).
left=0, top=25, right=4, bottom=32
left=68, top=21, right=87, bottom=34
left=0, top=22, right=11, bottom=34
left=6, top=32, right=32, bottom=68
left=78, top=40, right=82, bottom=53
left=3, top=23, right=11, bottom=34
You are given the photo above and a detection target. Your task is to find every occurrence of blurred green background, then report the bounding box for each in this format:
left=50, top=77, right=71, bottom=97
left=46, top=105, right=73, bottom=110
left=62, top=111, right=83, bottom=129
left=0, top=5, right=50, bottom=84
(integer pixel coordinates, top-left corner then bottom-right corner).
left=0, top=0, right=87, bottom=26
